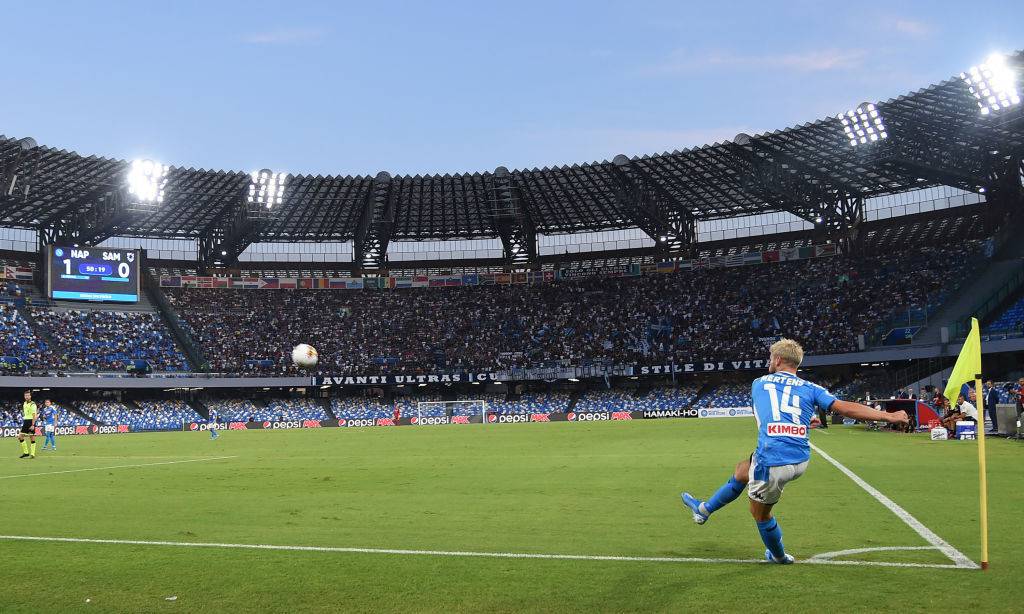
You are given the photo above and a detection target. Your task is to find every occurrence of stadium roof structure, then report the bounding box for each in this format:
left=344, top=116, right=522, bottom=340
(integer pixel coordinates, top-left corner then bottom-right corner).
left=1, top=50, right=1022, bottom=272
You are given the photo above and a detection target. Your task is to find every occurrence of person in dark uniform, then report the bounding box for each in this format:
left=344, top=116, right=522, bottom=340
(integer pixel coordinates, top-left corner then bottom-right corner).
left=984, top=380, right=1000, bottom=433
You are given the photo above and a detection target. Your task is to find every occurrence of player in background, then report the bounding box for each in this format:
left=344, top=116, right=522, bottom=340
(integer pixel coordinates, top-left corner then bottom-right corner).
left=41, top=399, right=58, bottom=451
left=208, top=409, right=219, bottom=440
left=17, top=390, right=37, bottom=459
left=681, top=339, right=909, bottom=563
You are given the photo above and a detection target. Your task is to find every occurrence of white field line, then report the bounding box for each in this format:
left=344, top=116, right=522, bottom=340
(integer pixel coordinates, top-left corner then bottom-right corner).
left=0, top=535, right=965, bottom=570
left=810, top=442, right=978, bottom=569
left=809, top=546, right=938, bottom=561
left=0, top=456, right=237, bottom=480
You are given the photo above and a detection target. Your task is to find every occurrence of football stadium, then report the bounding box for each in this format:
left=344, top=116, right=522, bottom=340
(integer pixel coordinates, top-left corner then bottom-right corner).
left=1, top=4, right=1023, bottom=612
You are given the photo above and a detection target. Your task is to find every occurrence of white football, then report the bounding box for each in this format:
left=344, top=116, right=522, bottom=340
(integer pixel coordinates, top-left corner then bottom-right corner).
left=291, top=343, right=319, bottom=368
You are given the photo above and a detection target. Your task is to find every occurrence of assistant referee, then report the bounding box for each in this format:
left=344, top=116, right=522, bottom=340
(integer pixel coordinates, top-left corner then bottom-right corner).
left=18, top=390, right=37, bottom=459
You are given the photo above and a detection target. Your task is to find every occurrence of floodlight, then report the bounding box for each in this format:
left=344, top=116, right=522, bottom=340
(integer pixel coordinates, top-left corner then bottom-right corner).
left=248, top=169, right=286, bottom=209
left=961, top=53, right=1020, bottom=115
left=838, top=103, right=887, bottom=147
left=127, top=159, right=168, bottom=203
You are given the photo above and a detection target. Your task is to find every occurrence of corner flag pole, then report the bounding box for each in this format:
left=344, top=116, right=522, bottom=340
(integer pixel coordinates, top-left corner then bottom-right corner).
left=944, top=317, right=988, bottom=570
left=974, top=374, right=989, bottom=571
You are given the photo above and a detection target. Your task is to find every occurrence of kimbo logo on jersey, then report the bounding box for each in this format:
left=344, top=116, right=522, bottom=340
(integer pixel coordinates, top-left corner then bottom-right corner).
left=766, top=422, right=808, bottom=438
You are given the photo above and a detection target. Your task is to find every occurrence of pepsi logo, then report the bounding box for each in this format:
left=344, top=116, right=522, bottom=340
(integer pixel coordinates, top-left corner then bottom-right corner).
left=262, top=421, right=271, bottom=428
left=488, top=414, right=497, bottom=423
left=338, top=419, right=346, bottom=427
left=567, top=412, right=576, bottom=421
left=190, top=422, right=199, bottom=431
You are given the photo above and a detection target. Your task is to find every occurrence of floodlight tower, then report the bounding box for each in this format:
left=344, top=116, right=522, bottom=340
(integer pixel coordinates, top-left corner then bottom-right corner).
left=961, top=53, right=1021, bottom=116
left=199, top=169, right=286, bottom=270
left=43, top=157, right=171, bottom=248
left=961, top=53, right=1024, bottom=224
left=126, top=159, right=169, bottom=209
left=838, top=103, right=888, bottom=147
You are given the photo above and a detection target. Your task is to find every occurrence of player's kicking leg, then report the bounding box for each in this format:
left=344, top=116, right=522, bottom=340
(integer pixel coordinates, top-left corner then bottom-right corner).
left=747, top=457, right=806, bottom=564
left=681, top=457, right=751, bottom=524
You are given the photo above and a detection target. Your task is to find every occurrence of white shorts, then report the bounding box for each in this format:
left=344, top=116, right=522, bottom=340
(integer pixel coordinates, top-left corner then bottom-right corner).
left=747, top=456, right=808, bottom=505
left=44, top=424, right=54, bottom=433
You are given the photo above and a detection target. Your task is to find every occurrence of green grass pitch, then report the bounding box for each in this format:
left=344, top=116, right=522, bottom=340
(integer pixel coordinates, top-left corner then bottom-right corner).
left=0, top=419, right=1020, bottom=612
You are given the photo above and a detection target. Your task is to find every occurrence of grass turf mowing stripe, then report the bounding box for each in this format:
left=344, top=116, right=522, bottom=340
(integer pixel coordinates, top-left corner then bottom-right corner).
left=0, top=535, right=966, bottom=569
left=809, top=442, right=978, bottom=569
left=0, top=456, right=237, bottom=480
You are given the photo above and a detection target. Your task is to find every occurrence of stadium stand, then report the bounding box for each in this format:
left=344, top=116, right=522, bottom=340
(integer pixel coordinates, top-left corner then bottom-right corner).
left=79, top=400, right=130, bottom=426
left=29, top=309, right=189, bottom=372
left=332, top=397, right=393, bottom=420
left=207, top=399, right=262, bottom=422
left=133, top=401, right=204, bottom=430
left=264, top=398, right=328, bottom=421
left=0, top=303, right=55, bottom=371
left=76, top=400, right=202, bottom=430
left=204, top=398, right=327, bottom=422
left=699, top=384, right=751, bottom=408
left=575, top=390, right=636, bottom=413
left=164, top=242, right=983, bottom=376
left=487, top=392, right=570, bottom=415
left=1, top=401, right=91, bottom=428
left=986, top=296, right=1024, bottom=335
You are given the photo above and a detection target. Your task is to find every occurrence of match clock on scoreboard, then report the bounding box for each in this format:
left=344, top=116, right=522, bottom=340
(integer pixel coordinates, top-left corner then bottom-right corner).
left=46, top=246, right=140, bottom=303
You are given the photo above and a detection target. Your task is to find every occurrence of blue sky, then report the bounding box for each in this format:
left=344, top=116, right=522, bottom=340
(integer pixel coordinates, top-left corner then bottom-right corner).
left=1, top=1, right=1021, bottom=176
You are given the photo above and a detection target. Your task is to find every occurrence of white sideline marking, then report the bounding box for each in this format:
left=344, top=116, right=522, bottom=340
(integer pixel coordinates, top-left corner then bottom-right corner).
left=0, top=456, right=237, bottom=480
left=810, top=442, right=979, bottom=569
left=0, top=535, right=965, bottom=570
left=809, top=546, right=938, bottom=561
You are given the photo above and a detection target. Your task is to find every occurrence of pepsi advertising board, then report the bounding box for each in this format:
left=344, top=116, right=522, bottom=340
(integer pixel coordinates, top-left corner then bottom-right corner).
left=47, top=246, right=140, bottom=303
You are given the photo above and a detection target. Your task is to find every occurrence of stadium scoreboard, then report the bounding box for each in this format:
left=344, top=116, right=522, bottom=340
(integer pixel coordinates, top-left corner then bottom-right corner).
left=46, top=246, right=140, bottom=303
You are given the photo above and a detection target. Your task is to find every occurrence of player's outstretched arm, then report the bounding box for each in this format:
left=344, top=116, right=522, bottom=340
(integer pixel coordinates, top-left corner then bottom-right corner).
left=831, top=399, right=909, bottom=425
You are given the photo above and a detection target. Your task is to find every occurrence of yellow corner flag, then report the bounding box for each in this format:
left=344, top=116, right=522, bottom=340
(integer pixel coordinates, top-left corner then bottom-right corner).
left=943, top=318, right=981, bottom=406
left=943, top=317, right=989, bottom=570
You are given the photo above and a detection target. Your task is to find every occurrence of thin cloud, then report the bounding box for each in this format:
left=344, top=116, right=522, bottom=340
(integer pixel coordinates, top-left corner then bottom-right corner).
left=889, top=18, right=934, bottom=38
left=642, top=48, right=867, bottom=76
left=242, top=28, right=327, bottom=45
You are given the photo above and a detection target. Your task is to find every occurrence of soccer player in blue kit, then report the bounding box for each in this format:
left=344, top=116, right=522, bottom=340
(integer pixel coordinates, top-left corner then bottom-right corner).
left=41, top=399, right=58, bottom=451
left=681, top=339, right=909, bottom=563
left=208, top=409, right=219, bottom=440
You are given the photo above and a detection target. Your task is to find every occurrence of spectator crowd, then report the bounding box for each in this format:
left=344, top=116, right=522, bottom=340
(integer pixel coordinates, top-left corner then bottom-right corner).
left=165, top=243, right=981, bottom=376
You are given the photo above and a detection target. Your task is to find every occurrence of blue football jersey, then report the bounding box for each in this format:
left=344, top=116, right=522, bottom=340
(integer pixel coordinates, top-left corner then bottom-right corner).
left=44, top=407, right=56, bottom=425
left=751, top=372, right=836, bottom=467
